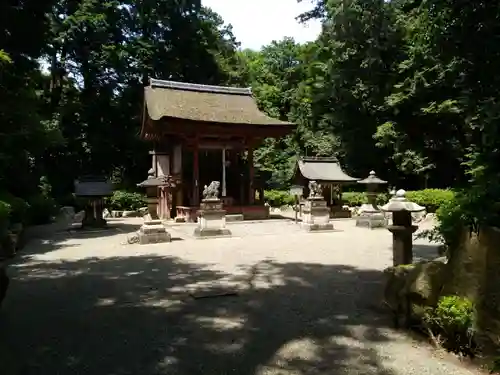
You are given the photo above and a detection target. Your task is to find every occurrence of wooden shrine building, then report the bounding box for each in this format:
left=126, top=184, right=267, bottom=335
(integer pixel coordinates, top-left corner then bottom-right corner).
left=141, top=78, right=295, bottom=221
left=293, top=156, right=359, bottom=218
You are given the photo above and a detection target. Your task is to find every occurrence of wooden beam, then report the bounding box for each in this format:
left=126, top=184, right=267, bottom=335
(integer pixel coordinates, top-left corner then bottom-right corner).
left=192, top=136, right=199, bottom=206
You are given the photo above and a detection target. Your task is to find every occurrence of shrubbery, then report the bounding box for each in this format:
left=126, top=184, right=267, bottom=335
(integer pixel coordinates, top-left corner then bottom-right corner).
left=342, top=191, right=390, bottom=206
left=423, top=295, right=476, bottom=356
left=0, top=192, right=30, bottom=224
left=406, top=189, right=455, bottom=213
left=0, top=201, right=11, bottom=231
left=26, top=194, right=58, bottom=225
left=0, top=193, right=58, bottom=227
left=264, top=189, right=296, bottom=207
left=106, top=190, right=146, bottom=211
left=264, top=188, right=454, bottom=212
left=342, top=192, right=368, bottom=206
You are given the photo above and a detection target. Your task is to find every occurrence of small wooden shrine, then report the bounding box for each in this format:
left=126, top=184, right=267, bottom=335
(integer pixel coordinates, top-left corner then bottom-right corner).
left=141, top=78, right=295, bottom=221
left=292, top=156, right=359, bottom=218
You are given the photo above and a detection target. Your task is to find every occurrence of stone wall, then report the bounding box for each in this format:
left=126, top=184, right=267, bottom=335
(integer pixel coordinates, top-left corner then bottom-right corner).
left=445, top=226, right=500, bottom=347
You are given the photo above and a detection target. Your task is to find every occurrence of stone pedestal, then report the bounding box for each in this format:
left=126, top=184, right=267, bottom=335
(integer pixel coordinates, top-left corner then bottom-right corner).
left=387, top=224, right=418, bottom=266
left=194, top=199, right=231, bottom=238
left=330, top=205, right=352, bottom=218
left=145, top=195, right=159, bottom=219
left=301, top=198, right=334, bottom=232
left=138, top=219, right=171, bottom=244
left=355, top=204, right=388, bottom=229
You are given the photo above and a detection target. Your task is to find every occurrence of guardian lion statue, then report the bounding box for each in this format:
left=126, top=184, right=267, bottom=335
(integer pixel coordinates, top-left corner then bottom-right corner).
left=203, top=181, right=220, bottom=200
left=308, top=180, right=323, bottom=199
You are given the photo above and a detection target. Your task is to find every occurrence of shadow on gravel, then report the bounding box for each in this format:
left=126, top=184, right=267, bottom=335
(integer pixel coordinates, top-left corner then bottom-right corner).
left=16, top=220, right=143, bottom=258
left=0, top=254, right=397, bottom=375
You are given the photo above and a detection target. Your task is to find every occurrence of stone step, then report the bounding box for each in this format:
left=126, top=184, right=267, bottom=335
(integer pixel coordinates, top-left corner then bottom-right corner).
left=226, top=214, right=244, bottom=222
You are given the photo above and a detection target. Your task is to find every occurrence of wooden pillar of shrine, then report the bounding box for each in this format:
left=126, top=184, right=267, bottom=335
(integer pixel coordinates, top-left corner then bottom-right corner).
left=192, top=139, right=199, bottom=206
left=248, top=142, right=254, bottom=205
left=173, top=144, right=183, bottom=207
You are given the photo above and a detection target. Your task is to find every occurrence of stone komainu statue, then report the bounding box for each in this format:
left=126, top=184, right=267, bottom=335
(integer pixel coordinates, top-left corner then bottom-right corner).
left=308, top=180, right=323, bottom=198
left=203, top=181, right=220, bottom=200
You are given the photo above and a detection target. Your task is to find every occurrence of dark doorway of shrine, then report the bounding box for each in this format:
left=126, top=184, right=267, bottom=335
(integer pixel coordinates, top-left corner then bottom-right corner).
left=199, top=149, right=222, bottom=196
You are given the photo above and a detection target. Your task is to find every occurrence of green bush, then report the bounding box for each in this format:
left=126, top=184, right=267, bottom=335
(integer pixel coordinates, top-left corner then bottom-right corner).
left=0, top=200, right=11, bottom=230
left=264, top=190, right=296, bottom=207
left=107, top=190, right=146, bottom=211
left=342, top=192, right=368, bottom=206
left=342, top=191, right=389, bottom=206
left=406, top=189, right=455, bottom=213
left=418, top=189, right=479, bottom=251
left=27, top=194, right=58, bottom=225
left=0, top=192, right=30, bottom=224
left=423, top=295, right=476, bottom=356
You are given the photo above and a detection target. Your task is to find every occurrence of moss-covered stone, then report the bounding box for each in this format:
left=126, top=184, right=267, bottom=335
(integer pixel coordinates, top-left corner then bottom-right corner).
left=384, top=257, right=448, bottom=327
left=406, top=257, right=448, bottom=307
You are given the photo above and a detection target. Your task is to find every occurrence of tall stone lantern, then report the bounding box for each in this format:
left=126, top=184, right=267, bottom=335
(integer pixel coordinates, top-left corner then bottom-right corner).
left=355, top=170, right=388, bottom=229
left=380, top=189, right=425, bottom=266
left=137, top=168, right=161, bottom=219
left=289, top=184, right=304, bottom=224
left=137, top=169, right=180, bottom=220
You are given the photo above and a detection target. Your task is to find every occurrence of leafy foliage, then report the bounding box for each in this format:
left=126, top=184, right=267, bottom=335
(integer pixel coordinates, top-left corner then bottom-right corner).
left=264, top=190, right=296, bottom=208
left=26, top=194, right=58, bottom=225
left=106, top=190, right=146, bottom=211
left=423, top=295, right=476, bottom=356
left=0, top=201, right=11, bottom=232
left=0, top=193, right=30, bottom=224
left=405, top=189, right=455, bottom=213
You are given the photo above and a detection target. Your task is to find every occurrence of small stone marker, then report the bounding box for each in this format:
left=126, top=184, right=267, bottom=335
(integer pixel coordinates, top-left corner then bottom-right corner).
left=137, top=218, right=171, bottom=244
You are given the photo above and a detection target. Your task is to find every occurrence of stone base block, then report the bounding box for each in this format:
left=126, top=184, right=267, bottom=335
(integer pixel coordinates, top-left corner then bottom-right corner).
left=302, top=222, right=335, bottom=232
left=137, top=221, right=171, bottom=244
left=226, top=214, right=244, bottom=222
left=356, top=213, right=388, bottom=229
left=330, top=209, right=352, bottom=219
left=194, top=227, right=232, bottom=239
left=138, top=231, right=171, bottom=244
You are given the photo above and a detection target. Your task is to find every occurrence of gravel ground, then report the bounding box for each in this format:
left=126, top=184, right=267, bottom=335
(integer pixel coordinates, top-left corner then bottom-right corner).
left=0, top=217, right=480, bottom=375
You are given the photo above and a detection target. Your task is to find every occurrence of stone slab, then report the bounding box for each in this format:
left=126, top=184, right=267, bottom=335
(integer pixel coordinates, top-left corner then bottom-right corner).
left=193, top=227, right=232, bottom=239
left=356, top=214, right=388, bottom=229
left=198, top=209, right=226, bottom=218
left=138, top=231, right=171, bottom=244
left=301, top=222, right=335, bottom=232
left=143, top=219, right=163, bottom=226
left=140, top=224, right=168, bottom=235
left=226, top=214, right=244, bottom=222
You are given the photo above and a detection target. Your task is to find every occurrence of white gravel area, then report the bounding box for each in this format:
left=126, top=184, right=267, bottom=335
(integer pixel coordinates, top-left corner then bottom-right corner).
left=0, top=218, right=481, bottom=375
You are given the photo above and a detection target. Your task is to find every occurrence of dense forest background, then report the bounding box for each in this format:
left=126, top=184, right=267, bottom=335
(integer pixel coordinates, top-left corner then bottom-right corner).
left=1, top=0, right=500, bottom=206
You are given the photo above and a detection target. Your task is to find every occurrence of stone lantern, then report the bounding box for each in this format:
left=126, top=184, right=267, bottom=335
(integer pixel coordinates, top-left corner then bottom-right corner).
left=355, top=170, right=388, bottom=229
left=137, top=168, right=161, bottom=219
left=137, top=169, right=180, bottom=220
left=289, top=184, right=304, bottom=224
left=380, top=189, right=425, bottom=266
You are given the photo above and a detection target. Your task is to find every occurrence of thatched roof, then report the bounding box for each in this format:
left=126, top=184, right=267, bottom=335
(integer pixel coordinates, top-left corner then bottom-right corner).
left=144, top=78, right=292, bottom=126
left=295, top=157, right=358, bottom=183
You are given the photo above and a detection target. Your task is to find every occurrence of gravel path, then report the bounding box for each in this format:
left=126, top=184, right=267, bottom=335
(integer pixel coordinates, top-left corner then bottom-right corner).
left=0, top=218, right=480, bottom=375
